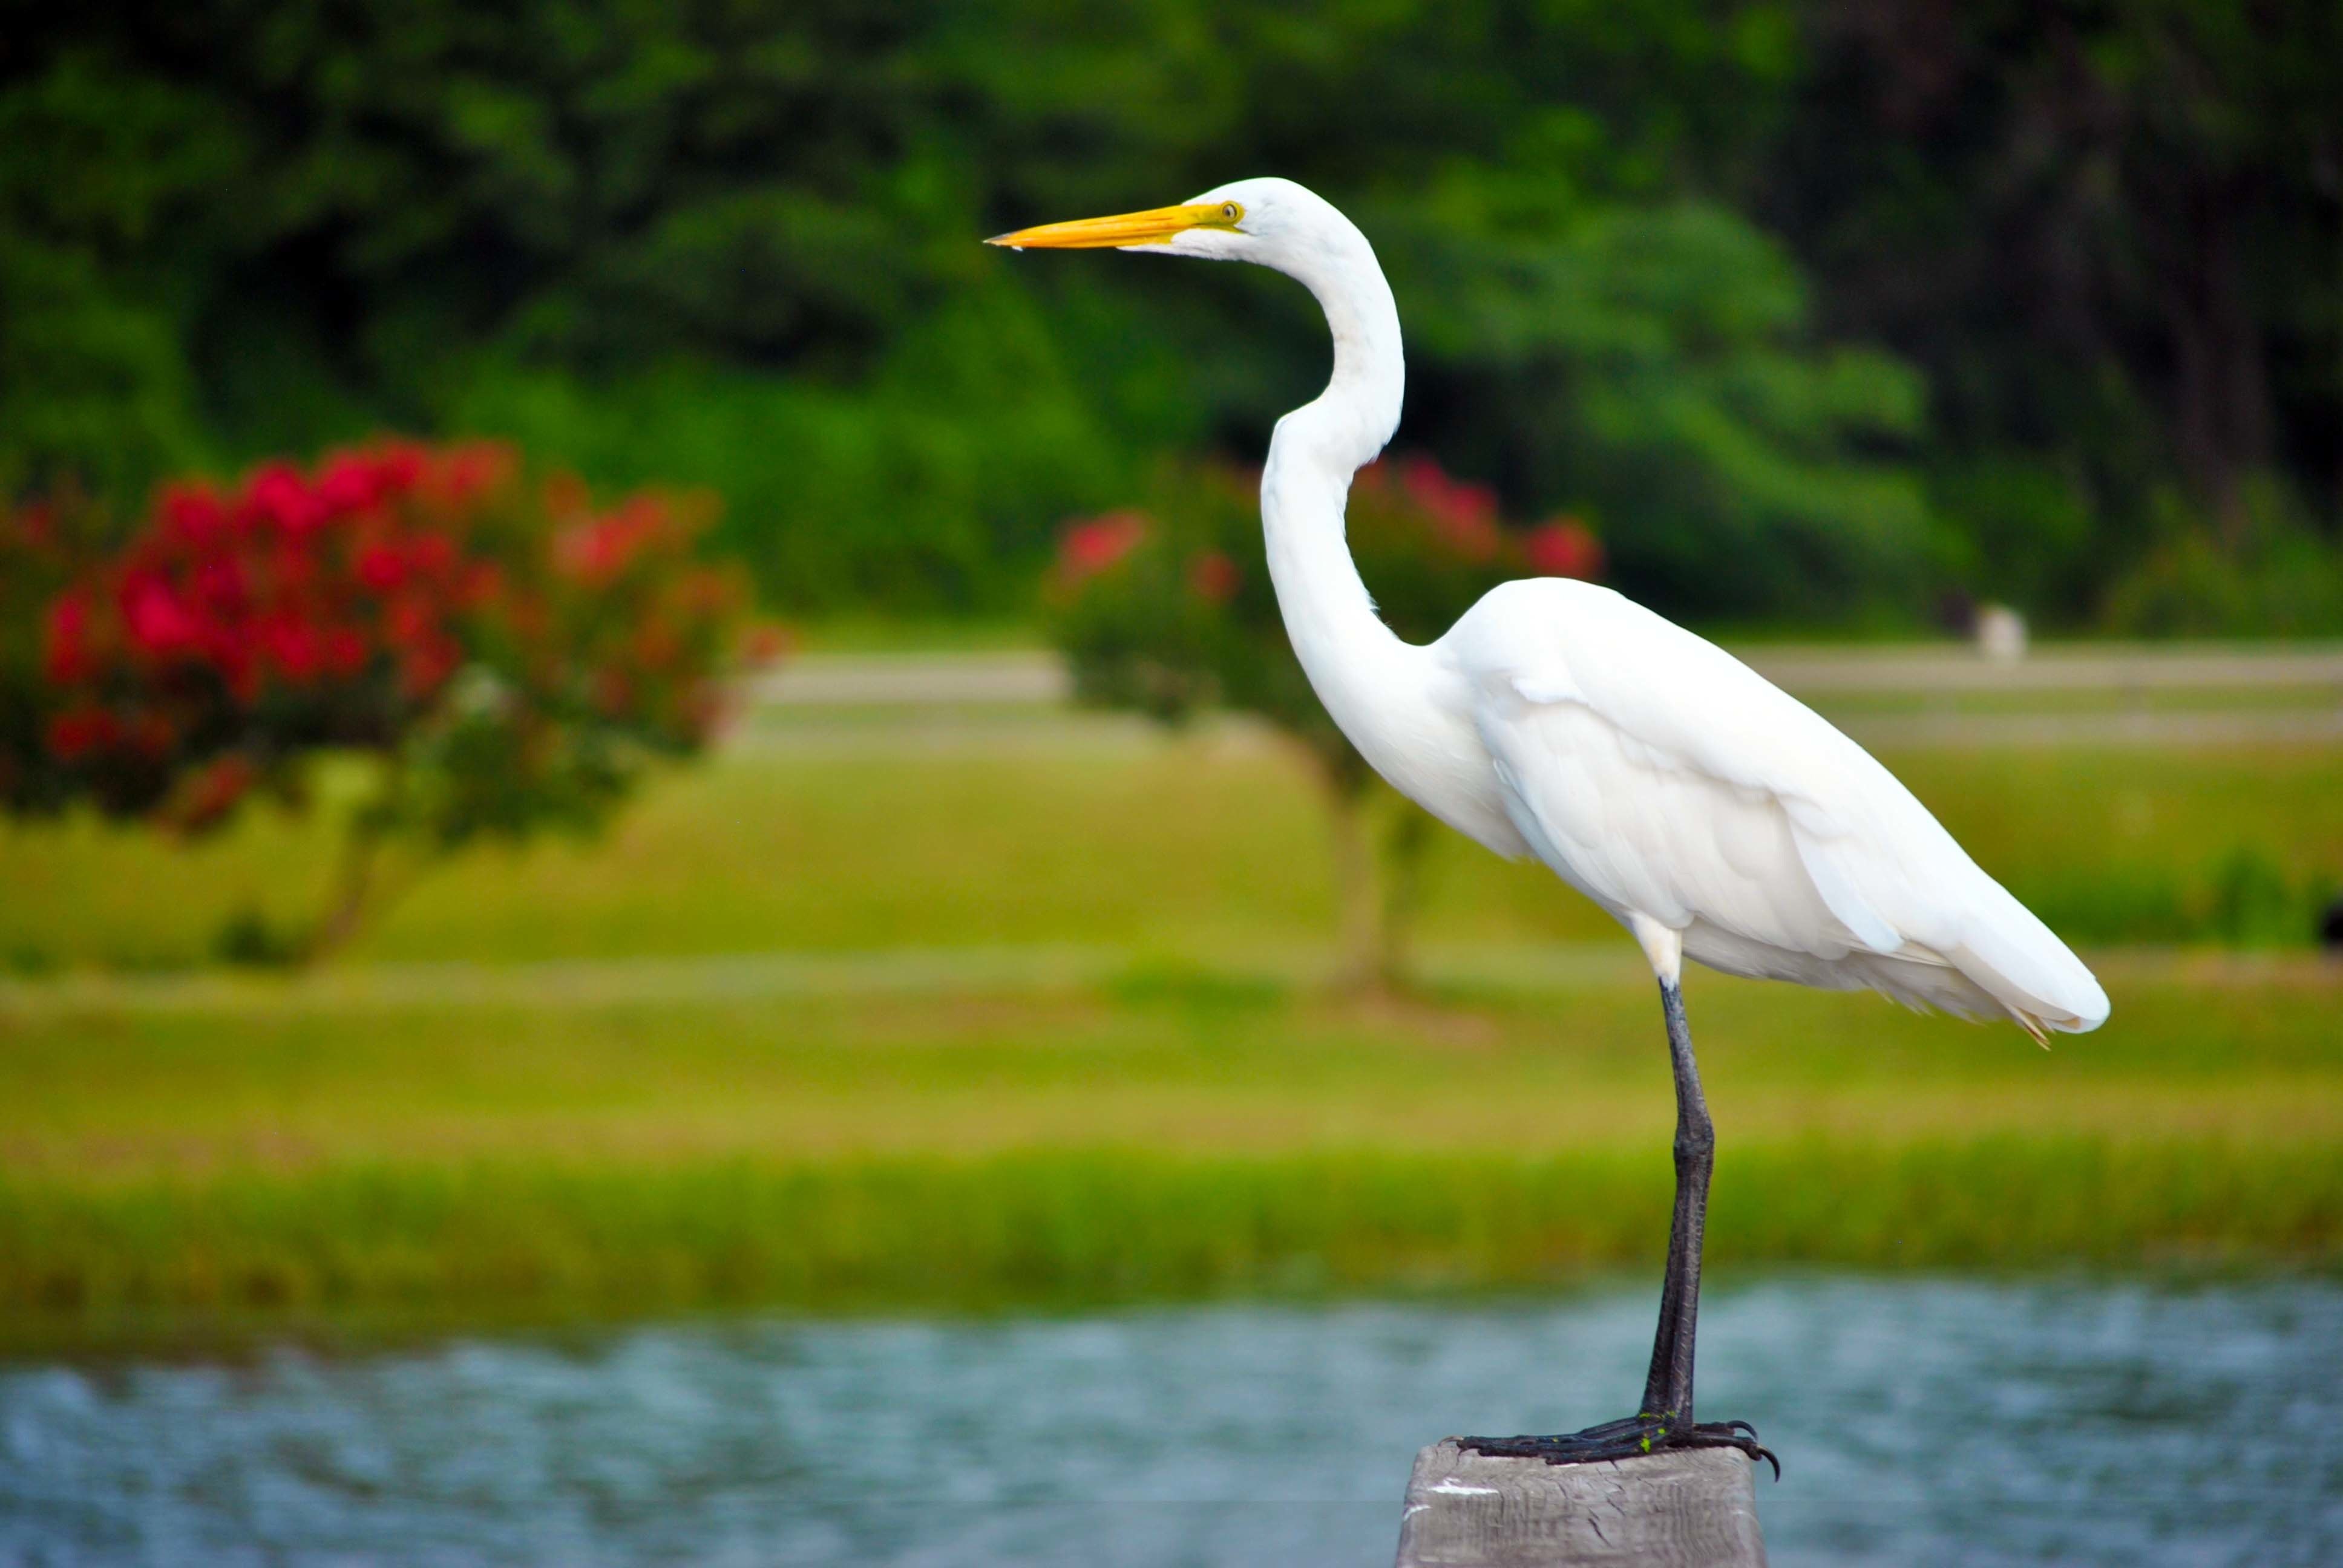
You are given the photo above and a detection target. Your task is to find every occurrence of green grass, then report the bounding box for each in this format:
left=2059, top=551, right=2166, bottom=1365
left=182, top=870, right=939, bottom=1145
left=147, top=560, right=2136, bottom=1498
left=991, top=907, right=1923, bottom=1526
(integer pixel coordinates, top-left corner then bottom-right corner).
left=9, top=1139, right=2337, bottom=1357
left=2, top=714, right=2339, bottom=970
left=1, top=707, right=2339, bottom=1350
left=6, top=949, right=2339, bottom=1170
left=0, top=954, right=2338, bottom=1350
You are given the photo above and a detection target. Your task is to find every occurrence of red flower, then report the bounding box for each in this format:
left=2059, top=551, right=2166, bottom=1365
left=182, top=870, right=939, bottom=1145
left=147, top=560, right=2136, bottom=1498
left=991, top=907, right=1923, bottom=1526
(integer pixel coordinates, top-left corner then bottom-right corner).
left=160, top=484, right=227, bottom=547
left=269, top=540, right=321, bottom=596
left=1397, top=456, right=1502, bottom=561
left=45, top=707, right=117, bottom=760
left=408, top=534, right=457, bottom=580
left=25, top=437, right=747, bottom=849
left=122, top=576, right=205, bottom=658
left=1525, top=518, right=1604, bottom=580
left=192, top=555, right=249, bottom=614
left=385, top=595, right=439, bottom=652
left=458, top=560, right=505, bottom=609
left=44, top=592, right=92, bottom=682
left=397, top=636, right=460, bottom=699
left=1187, top=550, right=1242, bottom=604
left=1058, top=511, right=1151, bottom=585
left=243, top=462, right=325, bottom=537
left=373, top=441, right=429, bottom=492
left=323, top=626, right=370, bottom=677
left=436, top=442, right=516, bottom=506
left=313, top=452, right=383, bottom=514
left=214, top=640, right=261, bottom=703
left=591, top=666, right=634, bottom=714
left=257, top=614, right=327, bottom=681
left=356, top=543, right=407, bottom=593
left=1400, top=457, right=1497, bottom=522
left=741, top=622, right=794, bottom=667
left=554, top=518, right=624, bottom=584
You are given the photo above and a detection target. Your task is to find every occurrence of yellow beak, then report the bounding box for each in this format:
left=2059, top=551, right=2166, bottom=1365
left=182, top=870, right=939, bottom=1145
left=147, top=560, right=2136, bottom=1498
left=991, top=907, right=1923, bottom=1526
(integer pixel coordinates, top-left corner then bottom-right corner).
left=986, top=202, right=1232, bottom=250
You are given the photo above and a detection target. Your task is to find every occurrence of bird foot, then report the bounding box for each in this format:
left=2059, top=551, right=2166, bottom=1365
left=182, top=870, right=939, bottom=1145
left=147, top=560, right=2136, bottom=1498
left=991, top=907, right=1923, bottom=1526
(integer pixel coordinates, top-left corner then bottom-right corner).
left=1458, top=1413, right=1779, bottom=1479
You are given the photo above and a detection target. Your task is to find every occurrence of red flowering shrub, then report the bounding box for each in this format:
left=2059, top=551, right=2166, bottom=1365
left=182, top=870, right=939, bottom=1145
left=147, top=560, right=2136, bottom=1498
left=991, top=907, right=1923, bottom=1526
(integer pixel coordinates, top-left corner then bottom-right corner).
left=1046, top=456, right=1601, bottom=986
left=4, top=440, right=776, bottom=959
left=1052, top=511, right=1152, bottom=590
left=1525, top=516, right=1607, bottom=581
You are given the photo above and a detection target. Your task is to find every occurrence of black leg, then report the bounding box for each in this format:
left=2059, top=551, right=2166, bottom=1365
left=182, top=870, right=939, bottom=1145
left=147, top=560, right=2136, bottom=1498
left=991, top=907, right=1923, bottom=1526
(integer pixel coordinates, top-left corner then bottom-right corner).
left=1640, top=977, right=1711, bottom=1424
left=1459, top=978, right=1775, bottom=1476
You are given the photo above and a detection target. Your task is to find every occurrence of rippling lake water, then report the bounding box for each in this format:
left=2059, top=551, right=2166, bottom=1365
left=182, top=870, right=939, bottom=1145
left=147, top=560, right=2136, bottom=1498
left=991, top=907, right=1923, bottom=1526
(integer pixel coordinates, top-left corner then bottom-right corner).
left=4, top=1275, right=2339, bottom=1566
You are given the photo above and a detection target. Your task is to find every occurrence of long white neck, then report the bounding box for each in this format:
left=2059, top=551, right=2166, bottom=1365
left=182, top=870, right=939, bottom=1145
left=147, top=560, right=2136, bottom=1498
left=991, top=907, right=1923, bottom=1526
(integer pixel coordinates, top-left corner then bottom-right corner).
left=1259, top=211, right=1434, bottom=770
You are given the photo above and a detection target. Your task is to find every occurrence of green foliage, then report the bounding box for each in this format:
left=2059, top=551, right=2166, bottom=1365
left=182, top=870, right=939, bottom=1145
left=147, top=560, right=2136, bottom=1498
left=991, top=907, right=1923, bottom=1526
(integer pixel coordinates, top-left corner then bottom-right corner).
left=1383, top=191, right=1939, bottom=616
left=1, top=1, right=2336, bottom=626
left=443, top=292, right=1131, bottom=613
left=0, top=50, right=228, bottom=498
left=2100, top=483, right=2343, bottom=638
left=1779, top=0, right=2343, bottom=619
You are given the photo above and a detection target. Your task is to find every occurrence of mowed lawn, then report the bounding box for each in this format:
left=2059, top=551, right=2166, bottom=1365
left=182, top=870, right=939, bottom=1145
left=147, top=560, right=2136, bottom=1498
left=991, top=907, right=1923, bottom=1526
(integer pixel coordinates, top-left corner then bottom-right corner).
left=4, top=707, right=2341, bottom=968
left=4, top=950, right=2339, bottom=1172
left=1, top=707, right=2339, bottom=1348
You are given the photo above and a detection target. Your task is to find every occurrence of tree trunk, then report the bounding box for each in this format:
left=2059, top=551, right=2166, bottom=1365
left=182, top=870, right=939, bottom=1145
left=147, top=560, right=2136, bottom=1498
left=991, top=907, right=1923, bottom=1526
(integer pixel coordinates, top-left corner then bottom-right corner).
left=298, top=760, right=422, bottom=965
left=1377, top=802, right=1435, bottom=990
left=1322, top=771, right=1387, bottom=993
left=301, top=822, right=385, bottom=964
left=1308, top=742, right=1436, bottom=996
left=2163, top=175, right=2272, bottom=543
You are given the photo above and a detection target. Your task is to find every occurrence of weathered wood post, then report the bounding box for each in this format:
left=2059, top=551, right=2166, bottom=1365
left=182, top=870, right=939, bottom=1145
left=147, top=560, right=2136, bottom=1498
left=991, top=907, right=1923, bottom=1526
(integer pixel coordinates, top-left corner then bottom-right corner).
left=1394, top=1440, right=1766, bottom=1567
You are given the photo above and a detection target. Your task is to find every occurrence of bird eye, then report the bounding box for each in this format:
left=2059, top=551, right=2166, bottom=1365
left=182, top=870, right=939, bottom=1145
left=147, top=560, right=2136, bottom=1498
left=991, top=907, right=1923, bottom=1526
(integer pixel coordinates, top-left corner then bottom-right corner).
left=1221, top=203, right=1241, bottom=223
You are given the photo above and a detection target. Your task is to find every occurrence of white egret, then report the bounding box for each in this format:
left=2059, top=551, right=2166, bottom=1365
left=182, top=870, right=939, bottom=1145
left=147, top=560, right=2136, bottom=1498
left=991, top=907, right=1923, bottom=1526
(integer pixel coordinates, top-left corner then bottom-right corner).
left=989, top=178, right=2108, bottom=1471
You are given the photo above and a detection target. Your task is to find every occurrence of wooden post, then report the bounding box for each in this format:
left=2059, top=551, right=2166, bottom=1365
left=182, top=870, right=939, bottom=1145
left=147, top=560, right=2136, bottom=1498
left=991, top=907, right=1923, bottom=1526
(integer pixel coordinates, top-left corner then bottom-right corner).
left=1394, top=1440, right=1766, bottom=1567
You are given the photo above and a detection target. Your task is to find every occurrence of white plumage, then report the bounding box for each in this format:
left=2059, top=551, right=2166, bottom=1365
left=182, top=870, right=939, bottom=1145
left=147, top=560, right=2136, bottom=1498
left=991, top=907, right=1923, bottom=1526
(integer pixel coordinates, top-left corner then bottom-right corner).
left=992, top=169, right=2108, bottom=1462
left=1445, top=578, right=2107, bottom=1037
left=992, top=174, right=2109, bottom=1042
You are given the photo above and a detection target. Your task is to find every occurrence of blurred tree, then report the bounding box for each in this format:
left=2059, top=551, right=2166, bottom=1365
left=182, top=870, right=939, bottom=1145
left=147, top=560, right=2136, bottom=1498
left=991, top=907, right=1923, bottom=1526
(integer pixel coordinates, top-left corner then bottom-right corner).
left=0, top=48, right=230, bottom=500
left=3, top=1, right=2333, bottom=628
left=1378, top=184, right=1939, bottom=619
left=3, top=440, right=771, bottom=961
left=1048, top=457, right=1603, bottom=989
left=1768, top=0, right=2343, bottom=619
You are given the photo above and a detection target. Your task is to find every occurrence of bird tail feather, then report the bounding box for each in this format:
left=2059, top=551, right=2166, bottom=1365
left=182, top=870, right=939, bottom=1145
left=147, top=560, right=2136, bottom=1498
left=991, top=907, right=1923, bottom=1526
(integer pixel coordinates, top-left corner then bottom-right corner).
left=1951, top=872, right=2109, bottom=1036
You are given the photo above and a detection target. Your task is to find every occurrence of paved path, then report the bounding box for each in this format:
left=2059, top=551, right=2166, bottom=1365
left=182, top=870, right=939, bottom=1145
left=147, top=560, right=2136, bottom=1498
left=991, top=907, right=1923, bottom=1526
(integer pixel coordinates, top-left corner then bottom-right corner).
left=748, top=644, right=2343, bottom=747
left=1832, top=708, right=2343, bottom=748
left=756, top=644, right=2343, bottom=702
left=1737, top=641, right=2343, bottom=693
left=753, top=652, right=1069, bottom=705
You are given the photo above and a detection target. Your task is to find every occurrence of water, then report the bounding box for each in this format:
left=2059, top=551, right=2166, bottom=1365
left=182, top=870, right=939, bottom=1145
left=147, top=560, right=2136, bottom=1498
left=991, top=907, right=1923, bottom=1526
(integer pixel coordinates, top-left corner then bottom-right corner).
left=3, top=1275, right=2339, bottom=1566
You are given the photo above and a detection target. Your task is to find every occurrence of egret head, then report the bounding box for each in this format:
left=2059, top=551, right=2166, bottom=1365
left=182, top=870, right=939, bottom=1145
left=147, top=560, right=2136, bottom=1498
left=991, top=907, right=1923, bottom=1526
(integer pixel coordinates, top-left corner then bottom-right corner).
left=988, top=176, right=1400, bottom=460
left=986, top=177, right=1339, bottom=270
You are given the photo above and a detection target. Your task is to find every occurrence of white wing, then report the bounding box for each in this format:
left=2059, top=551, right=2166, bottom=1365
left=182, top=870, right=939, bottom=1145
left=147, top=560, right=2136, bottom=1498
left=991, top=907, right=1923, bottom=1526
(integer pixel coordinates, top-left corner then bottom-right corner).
left=1440, top=578, right=2108, bottom=1037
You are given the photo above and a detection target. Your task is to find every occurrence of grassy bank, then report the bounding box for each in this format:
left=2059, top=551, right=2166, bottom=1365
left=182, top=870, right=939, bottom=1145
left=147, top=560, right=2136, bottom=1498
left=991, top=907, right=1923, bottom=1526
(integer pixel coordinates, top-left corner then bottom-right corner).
left=7, top=1138, right=2336, bottom=1356
left=2, top=699, right=2337, bottom=1351
left=1, top=953, right=2337, bottom=1351
left=2, top=718, right=2339, bottom=972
